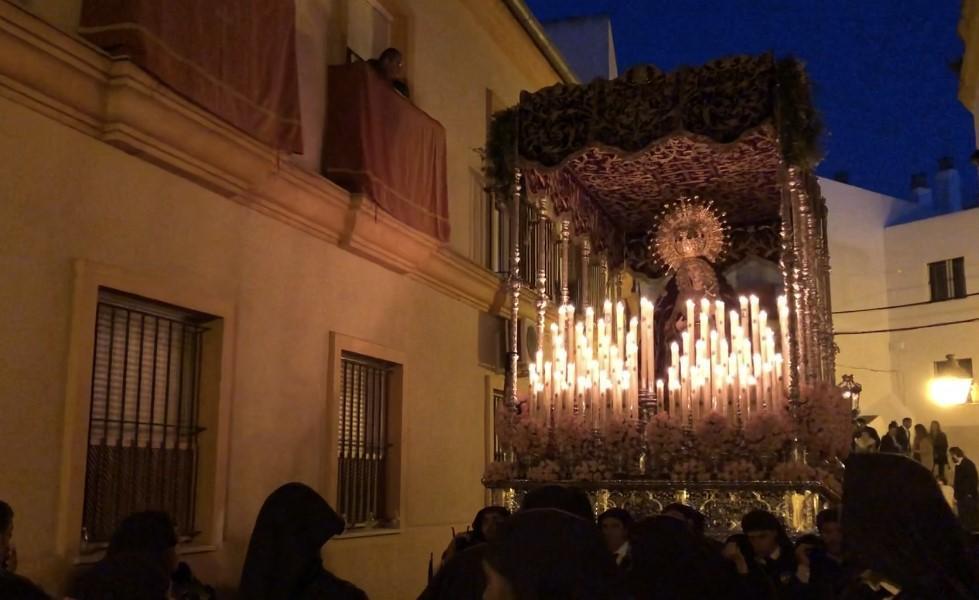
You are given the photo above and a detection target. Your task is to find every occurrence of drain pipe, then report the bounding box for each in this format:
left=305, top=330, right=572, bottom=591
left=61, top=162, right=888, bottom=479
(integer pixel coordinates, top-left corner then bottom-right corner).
left=500, top=0, right=579, bottom=84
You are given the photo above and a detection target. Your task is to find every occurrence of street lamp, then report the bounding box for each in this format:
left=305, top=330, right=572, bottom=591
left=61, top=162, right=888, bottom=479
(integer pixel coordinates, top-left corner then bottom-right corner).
left=929, top=354, right=974, bottom=406
left=840, top=374, right=862, bottom=413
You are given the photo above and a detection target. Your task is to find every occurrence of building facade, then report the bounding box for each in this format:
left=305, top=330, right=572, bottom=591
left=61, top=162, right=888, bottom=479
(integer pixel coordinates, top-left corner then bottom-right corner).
left=827, top=171, right=979, bottom=456
left=0, top=0, right=570, bottom=597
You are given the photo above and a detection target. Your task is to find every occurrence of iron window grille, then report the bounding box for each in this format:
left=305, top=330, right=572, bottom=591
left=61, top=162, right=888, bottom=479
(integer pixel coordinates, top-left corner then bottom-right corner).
left=82, top=289, right=212, bottom=546
left=928, top=257, right=966, bottom=302
left=338, top=352, right=394, bottom=528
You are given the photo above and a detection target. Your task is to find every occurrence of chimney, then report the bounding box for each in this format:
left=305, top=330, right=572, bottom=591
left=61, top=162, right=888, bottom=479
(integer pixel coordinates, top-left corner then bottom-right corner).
left=934, top=156, right=962, bottom=212
left=910, top=172, right=932, bottom=210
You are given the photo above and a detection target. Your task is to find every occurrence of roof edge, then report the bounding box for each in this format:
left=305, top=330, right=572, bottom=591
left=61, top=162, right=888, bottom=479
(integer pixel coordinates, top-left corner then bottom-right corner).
left=500, top=0, right=579, bottom=84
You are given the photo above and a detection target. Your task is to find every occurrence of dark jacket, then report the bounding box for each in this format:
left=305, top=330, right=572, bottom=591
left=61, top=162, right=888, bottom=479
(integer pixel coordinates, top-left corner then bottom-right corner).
left=880, top=434, right=902, bottom=454
left=955, top=458, right=979, bottom=503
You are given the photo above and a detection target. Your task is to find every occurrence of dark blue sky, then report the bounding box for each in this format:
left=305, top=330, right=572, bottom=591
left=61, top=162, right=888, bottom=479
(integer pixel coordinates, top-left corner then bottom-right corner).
left=526, top=0, right=976, bottom=202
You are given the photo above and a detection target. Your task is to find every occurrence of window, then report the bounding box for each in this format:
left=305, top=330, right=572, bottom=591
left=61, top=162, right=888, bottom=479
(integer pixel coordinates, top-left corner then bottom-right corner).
left=83, top=289, right=216, bottom=544
left=492, top=388, right=506, bottom=462
left=929, top=257, right=966, bottom=301
left=346, top=0, right=393, bottom=62
left=337, top=351, right=395, bottom=528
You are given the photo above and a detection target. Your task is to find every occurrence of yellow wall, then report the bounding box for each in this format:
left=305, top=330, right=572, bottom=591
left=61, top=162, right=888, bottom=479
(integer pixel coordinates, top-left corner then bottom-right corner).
left=823, top=178, right=908, bottom=423
left=883, top=210, right=979, bottom=457
left=0, top=1, right=563, bottom=598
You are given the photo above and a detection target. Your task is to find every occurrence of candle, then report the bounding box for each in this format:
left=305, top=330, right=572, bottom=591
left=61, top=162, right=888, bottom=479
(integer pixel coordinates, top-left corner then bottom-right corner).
left=739, top=296, right=749, bottom=341
left=585, top=307, right=595, bottom=349
left=758, top=310, right=769, bottom=364
left=750, top=295, right=761, bottom=366
left=656, top=378, right=665, bottom=404
left=715, top=300, right=726, bottom=339
left=685, top=299, right=695, bottom=351
left=616, top=301, right=626, bottom=359
left=671, top=341, right=680, bottom=373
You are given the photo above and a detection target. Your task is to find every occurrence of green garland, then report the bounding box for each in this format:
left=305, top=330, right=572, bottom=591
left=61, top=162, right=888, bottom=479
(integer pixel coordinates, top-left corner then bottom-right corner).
left=482, top=107, right=519, bottom=202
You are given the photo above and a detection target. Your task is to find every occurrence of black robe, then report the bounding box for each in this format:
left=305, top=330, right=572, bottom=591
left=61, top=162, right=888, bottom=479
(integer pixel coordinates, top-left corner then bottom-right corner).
left=956, top=458, right=979, bottom=531
left=238, top=482, right=367, bottom=600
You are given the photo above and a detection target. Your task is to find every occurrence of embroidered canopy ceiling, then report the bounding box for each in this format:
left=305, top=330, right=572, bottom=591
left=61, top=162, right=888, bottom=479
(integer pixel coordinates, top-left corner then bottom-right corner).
left=487, top=54, right=821, bottom=275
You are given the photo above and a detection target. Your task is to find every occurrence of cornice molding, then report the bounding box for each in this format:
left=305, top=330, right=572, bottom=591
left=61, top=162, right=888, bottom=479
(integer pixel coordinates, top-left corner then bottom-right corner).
left=0, top=1, right=527, bottom=319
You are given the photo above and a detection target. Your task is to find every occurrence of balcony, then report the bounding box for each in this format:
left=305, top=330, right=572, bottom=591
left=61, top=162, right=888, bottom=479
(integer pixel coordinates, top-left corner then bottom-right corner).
left=324, top=62, right=450, bottom=243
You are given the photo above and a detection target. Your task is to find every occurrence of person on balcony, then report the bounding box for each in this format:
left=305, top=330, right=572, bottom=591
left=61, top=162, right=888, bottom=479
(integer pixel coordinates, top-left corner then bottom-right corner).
left=368, top=48, right=410, bottom=99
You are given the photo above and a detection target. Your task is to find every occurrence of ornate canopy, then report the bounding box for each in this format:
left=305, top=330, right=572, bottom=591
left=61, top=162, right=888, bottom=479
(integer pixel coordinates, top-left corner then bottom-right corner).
left=486, top=54, right=821, bottom=276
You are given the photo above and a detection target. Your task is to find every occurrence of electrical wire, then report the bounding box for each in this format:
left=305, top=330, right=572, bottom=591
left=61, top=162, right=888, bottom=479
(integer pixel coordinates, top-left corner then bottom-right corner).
left=834, top=317, right=979, bottom=336
left=833, top=292, right=979, bottom=315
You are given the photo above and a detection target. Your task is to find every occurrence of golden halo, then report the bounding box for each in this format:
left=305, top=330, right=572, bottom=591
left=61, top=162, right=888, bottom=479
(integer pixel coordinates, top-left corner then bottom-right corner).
left=649, top=196, right=728, bottom=271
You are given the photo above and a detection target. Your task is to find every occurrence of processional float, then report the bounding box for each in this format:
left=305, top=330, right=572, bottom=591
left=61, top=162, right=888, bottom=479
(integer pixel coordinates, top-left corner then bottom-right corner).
left=482, top=55, right=846, bottom=536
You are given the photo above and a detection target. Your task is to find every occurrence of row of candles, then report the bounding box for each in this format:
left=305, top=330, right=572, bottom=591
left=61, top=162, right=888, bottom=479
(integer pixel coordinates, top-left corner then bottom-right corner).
left=526, top=295, right=792, bottom=429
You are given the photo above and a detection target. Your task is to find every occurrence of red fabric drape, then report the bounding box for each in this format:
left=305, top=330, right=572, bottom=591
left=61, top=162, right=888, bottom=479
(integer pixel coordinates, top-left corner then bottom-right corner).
left=80, top=0, right=303, bottom=153
left=325, top=63, right=450, bottom=243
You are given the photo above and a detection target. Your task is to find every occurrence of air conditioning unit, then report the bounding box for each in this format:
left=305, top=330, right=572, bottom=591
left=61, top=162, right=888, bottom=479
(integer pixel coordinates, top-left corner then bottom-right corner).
left=517, top=317, right=539, bottom=370
left=477, top=313, right=538, bottom=376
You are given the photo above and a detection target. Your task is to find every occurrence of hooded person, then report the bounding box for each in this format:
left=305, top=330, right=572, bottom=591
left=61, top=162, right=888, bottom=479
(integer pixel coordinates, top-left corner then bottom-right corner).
left=418, top=486, right=594, bottom=600
left=238, top=483, right=366, bottom=600
left=69, top=511, right=179, bottom=600
left=483, top=508, right=626, bottom=600
left=842, top=453, right=979, bottom=599
left=628, top=515, right=738, bottom=600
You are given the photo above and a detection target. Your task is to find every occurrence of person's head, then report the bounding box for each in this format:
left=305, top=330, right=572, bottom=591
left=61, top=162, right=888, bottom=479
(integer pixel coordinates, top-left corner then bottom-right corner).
left=843, top=453, right=979, bottom=592
left=239, top=483, right=346, bottom=599
left=630, top=516, right=735, bottom=599
left=520, top=485, right=594, bottom=521
left=854, top=426, right=880, bottom=453
left=931, top=420, right=943, bottom=435
left=0, top=501, right=12, bottom=564
left=951, top=447, right=966, bottom=465
left=483, top=509, right=621, bottom=600
left=741, top=510, right=785, bottom=558
left=856, top=417, right=867, bottom=428
left=108, top=511, right=178, bottom=575
left=888, top=421, right=899, bottom=435
left=903, top=417, right=912, bottom=428
left=597, top=508, right=633, bottom=553
left=914, top=423, right=929, bottom=439
left=662, top=502, right=707, bottom=537
left=473, top=506, right=510, bottom=543
left=816, top=508, right=843, bottom=556
left=377, top=47, right=404, bottom=80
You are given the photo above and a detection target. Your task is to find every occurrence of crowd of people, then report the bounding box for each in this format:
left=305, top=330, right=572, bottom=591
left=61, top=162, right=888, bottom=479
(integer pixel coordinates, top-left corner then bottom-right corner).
left=4, top=452, right=979, bottom=598
left=852, top=417, right=978, bottom=531
left=423, top=454, right=979, bottom=599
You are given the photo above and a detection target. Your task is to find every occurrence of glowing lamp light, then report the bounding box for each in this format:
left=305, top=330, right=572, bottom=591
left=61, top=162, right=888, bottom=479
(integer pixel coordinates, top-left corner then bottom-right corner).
left=929, top=354, right=974, bottom=406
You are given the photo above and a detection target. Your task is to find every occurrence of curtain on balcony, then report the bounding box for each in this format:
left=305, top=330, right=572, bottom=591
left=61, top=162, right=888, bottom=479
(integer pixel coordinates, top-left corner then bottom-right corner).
left=325, top=63, right=450, bottom=242
left=79, top=0, right=303, bottom=153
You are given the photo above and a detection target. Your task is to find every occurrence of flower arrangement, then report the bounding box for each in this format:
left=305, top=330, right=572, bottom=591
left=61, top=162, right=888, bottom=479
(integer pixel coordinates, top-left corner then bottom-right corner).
left=671, top=458, right=709, bottom=482
left=794, top=382, right=851, bottom=461
left=526, top=460, right=561, bottom=482
left=770, top=461, right=817, bottom=482
left=718, top=459, right=762, bottom=482
left=483, top=460, right=517, bottom=482
left=603, top=418, right=645, bottom=474
left=694, top=411, right=737, bottom=462
left=488, top=393, right=844, bottom=486
left=743, top=410, right=791, bottom=458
